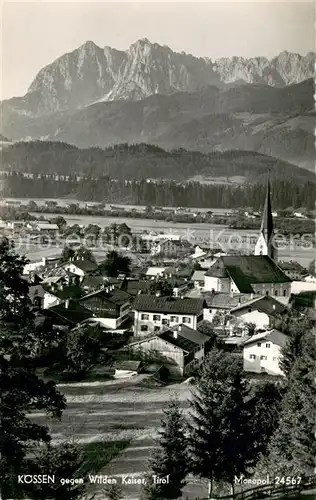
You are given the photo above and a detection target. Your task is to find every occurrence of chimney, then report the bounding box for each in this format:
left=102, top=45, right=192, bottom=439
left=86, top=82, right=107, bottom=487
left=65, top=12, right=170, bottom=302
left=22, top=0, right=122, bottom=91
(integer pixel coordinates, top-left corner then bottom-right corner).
left=272, top=304, right=276, bottom=310
left=156, top=291, right=161, bottom=298
left=230, top=290, right=234, bottom=298
left=65, top=299, right=69, bottom=309
left=250, top=292, right=254, bottom=300
left=173, top=329, right=178, bottom=339
left=105, top=287, right=109, bottom=293
left=82, top=256, right=84, bottom=261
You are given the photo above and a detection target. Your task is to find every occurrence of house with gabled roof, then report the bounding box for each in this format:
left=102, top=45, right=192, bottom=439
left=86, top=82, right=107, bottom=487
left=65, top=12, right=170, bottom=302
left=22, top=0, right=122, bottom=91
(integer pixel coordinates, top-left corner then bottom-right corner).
left=229, top=295, right=287, bottom=331
left=79, top=285, right=132, bottom=329
left=63, top=258, right=98, bottom=277
left=243, top=329, right=289, bottom=376
left=42, top=281, right=83, bottom=309
left=45, top=299, right=92, bottom=329
left=132, top=294, right=205, bottom=336
left=128, top=323, right=210, bottom=376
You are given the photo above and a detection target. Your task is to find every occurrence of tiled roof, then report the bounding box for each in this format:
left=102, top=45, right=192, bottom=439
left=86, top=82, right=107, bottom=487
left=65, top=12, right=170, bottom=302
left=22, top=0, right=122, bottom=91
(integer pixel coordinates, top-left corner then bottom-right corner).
left=68, top=259, right=98, bottom=272
left=243, top=329, right=288, bottom=348
left=132, top=294, right=204, bottom=314
left=80, top=287, right=131, bottom=307
left=203, top=292, right=253, bottom=309
left=119, top=279, right=150, bottom=296
left=43, top=284, right=84, bottom=300
left=159, top=331, right=197, bottom=353
left=46, top=301, right=92, bottom=325
left=225, top=266, right=255, bottom=293
left=205, top=266, right=228, bottom=278
left=222, top=256, right=291, bottom=285
left=170, top=324, right=209, bottom=346
left=230, top=295, right=287, bottom=316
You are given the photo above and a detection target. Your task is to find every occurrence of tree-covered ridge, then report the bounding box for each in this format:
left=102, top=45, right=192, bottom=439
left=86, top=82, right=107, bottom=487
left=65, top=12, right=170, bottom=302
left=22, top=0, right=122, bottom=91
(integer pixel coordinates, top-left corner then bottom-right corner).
left=1, top=141, right=314, bottom=182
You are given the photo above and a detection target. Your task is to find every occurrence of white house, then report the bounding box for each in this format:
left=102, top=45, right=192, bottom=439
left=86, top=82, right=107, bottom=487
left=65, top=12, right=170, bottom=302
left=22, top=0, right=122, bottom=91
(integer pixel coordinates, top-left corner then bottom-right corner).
left=145, top=267, right=168, bottom=279
left=243, top=329, right=289, bottom=376
left=229, top=295, right=287, bottom=331
left=132, top=294, right=205, bottom=336
left=63, top=258, right=98, bottom=277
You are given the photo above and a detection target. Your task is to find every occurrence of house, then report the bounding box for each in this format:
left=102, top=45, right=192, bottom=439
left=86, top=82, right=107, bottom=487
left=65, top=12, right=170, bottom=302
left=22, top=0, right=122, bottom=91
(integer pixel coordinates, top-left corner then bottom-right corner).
left=243, top=329, right=289, bottom=376
left=278, top=261, right=309, bottom=281
left=167, top=278, right=191, bottom=298
left=203, top=292, right=253, bottom=324
left=6, top=221, right=25, bottom=234
left=132, top=294, right=205, bottom=336
left=191, top=270, right=206, bottom=289
left=145, top=267, right=168, bottom=279
left=79, top=285, right=131, bottom=329
left=45, top=299, right=92, bottom=328
left=128, top=324, right=210, bottom=376
left=151, top=239, right=192, bottom=257
left=36, top=223, right=59, bottom=237
left=63, top=258, right=99, bottom=277
left=119, top=278, right=150, bottom=297
left=229, top=295, right=287, bottom=331
left=43, top=281, right=83, bottom=309
left=204, top=255, right=291, bottom=297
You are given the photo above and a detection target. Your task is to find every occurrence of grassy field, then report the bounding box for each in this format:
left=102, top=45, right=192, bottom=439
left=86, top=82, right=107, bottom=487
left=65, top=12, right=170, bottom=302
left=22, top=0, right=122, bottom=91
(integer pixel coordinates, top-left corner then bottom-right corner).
left=28, top=376, right=210, bottom=499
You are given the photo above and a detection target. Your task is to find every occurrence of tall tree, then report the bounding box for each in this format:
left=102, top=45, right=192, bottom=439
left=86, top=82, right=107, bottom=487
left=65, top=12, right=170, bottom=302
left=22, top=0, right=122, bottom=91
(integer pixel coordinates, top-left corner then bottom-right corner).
left=100, top=250, right=131, bottom=277
left=279, top=316, right=311, bottom=377
left=189, top=349, right=280, bottom=496
left=149, top=279, right=173, bottom=297
left=0, top=238, right=66, bottom=498
left=143, top=399, right=189, bottom=500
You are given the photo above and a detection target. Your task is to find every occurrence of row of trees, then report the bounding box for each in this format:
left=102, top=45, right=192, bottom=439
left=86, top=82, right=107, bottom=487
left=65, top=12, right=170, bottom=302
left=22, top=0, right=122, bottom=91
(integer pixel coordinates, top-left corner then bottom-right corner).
left=1, top=175, right=315, bottom=209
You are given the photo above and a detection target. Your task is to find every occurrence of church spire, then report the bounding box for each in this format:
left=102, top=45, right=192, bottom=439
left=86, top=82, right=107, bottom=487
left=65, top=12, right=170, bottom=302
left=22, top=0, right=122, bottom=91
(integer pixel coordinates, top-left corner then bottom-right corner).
left=260, top=175, right=274, bottom=244
left=254, top=172, right=277, bottom=260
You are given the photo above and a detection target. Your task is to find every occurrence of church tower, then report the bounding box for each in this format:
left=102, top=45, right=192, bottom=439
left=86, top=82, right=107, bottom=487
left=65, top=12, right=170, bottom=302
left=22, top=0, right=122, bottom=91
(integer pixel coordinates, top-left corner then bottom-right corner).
left=254, top=175, right=277, bottom=261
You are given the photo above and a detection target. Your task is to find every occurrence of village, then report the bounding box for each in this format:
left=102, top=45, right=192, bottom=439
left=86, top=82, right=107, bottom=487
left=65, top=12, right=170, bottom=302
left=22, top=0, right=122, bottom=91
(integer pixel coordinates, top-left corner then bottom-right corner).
left=5, top=179, right=315, bottom=381
left=1, top=179, right=316, bottom=500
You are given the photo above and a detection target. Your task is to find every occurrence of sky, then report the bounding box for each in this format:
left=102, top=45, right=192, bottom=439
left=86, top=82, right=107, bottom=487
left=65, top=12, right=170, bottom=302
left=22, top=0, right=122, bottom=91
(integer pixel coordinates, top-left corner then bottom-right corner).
left=0, top=0, right=315, bottom=100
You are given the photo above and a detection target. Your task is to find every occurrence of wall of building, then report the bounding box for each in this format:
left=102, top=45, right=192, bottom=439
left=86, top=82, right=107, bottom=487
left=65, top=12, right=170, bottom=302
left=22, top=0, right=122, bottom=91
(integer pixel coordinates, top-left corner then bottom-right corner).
left=131, top=337, right=184, bottom=374
left=243, top=342, right=284, bottom=376
left=64, top=264, right=85, bottom=277
left=231, top=310, right=270, bottom=330
left=204, top=276, right=230, bottom=292
left=133, top=310, right=199, bottom=336
left=250, top=282, right=291, bottom=298
left=44, top=292, right=61, bottom=309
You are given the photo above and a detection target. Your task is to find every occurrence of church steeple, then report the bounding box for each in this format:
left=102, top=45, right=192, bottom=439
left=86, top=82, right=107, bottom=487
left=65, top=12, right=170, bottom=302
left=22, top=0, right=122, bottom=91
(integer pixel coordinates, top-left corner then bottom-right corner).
left=254, top=173, right=277, bottom=260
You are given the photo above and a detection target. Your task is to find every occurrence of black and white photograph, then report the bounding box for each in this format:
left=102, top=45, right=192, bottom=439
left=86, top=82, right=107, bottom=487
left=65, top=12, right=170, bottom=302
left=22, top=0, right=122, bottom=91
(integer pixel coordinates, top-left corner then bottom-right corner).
left=0, top=1, right=315, bottom=499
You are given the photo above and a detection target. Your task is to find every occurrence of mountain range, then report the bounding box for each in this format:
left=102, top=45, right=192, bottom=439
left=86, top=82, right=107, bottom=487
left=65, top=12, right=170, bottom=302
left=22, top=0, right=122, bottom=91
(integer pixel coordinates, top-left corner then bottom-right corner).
left=0, top=39, right=315, bottom=171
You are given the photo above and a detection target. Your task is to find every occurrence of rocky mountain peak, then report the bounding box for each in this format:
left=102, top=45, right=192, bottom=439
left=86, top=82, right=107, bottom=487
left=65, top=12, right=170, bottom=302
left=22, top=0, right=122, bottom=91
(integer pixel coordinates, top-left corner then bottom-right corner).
left=2, top=39, right=315, bottom=118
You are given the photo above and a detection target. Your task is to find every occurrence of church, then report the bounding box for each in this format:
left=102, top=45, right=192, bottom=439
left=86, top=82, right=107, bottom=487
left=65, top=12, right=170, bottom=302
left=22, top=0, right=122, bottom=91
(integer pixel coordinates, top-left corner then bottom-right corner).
left=204, top=178, right=292, bottom=298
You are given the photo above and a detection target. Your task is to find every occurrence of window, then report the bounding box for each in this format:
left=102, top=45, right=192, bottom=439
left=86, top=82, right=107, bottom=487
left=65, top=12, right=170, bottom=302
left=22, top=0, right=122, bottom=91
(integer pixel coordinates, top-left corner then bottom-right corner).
left=266, top=343, right=271, bottom=348
left=141, top=313, right=149, bottom=320
left=170, top=316, right=179, bottom=322
left=183, top=317, right=191, bottom=324
left=140, top=325, right=148, bottom=332
left=154, top=326, right=160, bottom=332
left=283, top=289, right=287, bottom=297
left=249, top=354, right=256, bottom=360
left=257, top=342, right=262, bottom=347
left=162, top=319, right=169, bottom=325
left=248, top=308, right=252, bottom=313
left=266, top=290, right=269, bottom=296
left=209, top=309, right=212, bottom=313
left=153, top=315, right=161, bottom=321
left=274, top=290, right=278, bottom=296
left=34, top=288, right=38, bottom=295
left=260, top=355, right=267, bottom=360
